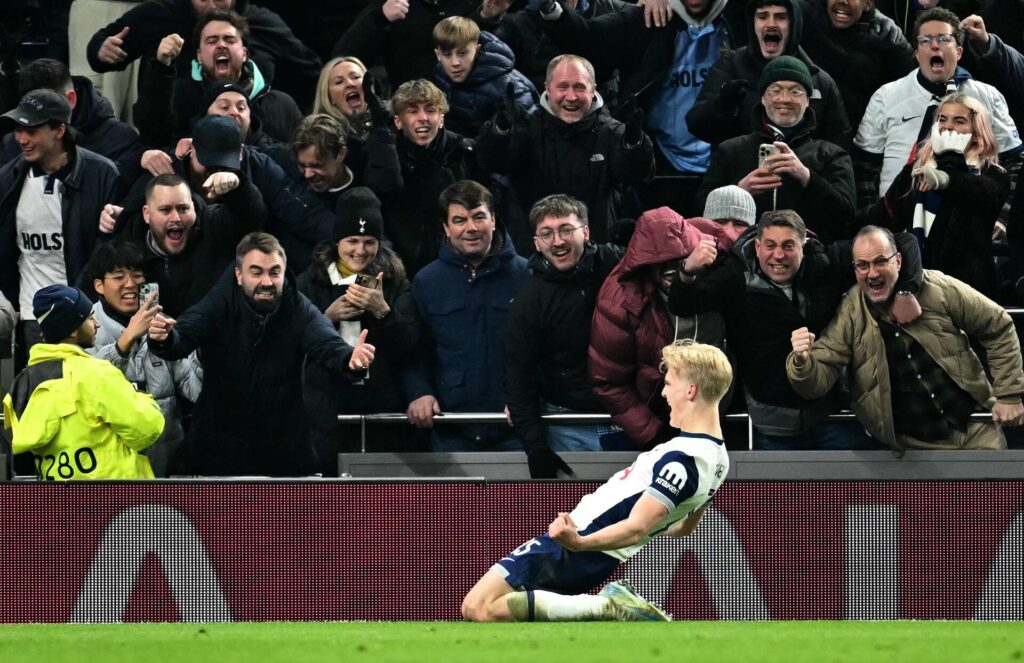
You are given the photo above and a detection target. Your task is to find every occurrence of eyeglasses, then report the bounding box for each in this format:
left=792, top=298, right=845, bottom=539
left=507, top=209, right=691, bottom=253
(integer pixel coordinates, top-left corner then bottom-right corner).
left=853, top=252, right=898, bottom=273
left=104, top=270, right=146, bottom=283
left=765, top=85, right=806, bottom=100
left=535, top=224, right=585, bottom=243
left=916, top=34, right=955, bottom=46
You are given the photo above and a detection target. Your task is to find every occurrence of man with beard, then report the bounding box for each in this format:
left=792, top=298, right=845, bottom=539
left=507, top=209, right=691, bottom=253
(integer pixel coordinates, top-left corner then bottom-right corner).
left=787, top=225, right=1024, bottom=450
left=110, top=121, right=266, bottom=317
left=477, top=55, right=654, bottom=251
left=686, top=0, right=851, bottom=150
left=3, top=284, right=165, bottom=480
left=86, top=0, right=320, bottom=112
left=853, top=8, right=1022, bottom=207
left=148, top=231, right=376, bottom=476
left=695, top=56, right=856, bottom=243
left=133, top=9, right=303, bottom=147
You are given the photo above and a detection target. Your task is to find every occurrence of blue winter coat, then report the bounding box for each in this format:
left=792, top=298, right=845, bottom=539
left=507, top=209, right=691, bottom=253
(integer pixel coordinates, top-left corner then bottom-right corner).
left=403, top=232, right=530, bottom=442
left=434, top=31, right=537, bottom=138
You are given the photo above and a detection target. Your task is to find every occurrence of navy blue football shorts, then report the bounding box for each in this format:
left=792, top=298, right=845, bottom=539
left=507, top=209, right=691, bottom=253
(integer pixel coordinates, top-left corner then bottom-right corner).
left=491, top=534, right=620, bottom=594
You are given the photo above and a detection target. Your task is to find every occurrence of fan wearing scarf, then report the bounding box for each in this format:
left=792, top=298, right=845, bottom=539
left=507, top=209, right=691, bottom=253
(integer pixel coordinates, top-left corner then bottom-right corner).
left=868, top=93, right=1007, bottom=297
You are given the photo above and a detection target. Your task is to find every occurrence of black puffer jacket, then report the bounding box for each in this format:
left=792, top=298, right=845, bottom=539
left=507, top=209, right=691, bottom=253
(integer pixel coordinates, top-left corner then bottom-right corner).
left=796, top=0, right=915, bottom=129
left=477, top=95, right=654, bottom=249
left=332, top=0, right=480, bottom=87
left=434, top=31, right=537, bottom=138
left=368, top=127, right=480, bottom=276
left=149, top=269, right=359, bottom=477
left=686, top=0, right=851, bottom=150
left=696, top=108, right=856, bottom=243
left=134, top=57, right=303, bottom=147
left=504, top=242, right=623, bottom=453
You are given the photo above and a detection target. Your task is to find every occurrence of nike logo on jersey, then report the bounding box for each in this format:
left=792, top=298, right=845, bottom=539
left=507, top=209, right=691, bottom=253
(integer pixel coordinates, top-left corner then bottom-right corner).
left=900, top=115, right=921, bottom=124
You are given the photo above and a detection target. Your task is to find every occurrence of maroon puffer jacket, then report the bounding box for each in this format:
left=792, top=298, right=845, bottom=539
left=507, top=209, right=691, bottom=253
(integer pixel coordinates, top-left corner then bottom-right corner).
left=588, top=206, right=738, bottom=447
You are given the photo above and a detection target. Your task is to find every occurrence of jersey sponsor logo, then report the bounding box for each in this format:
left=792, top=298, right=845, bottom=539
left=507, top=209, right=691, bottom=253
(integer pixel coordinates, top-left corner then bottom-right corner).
left=900, top=115, right=921, bottom=124
left=20, top=231, right=63, bottom=251
left=666, top=68, right=710, bottom=89
left=655, top=462, right=687, bottom=495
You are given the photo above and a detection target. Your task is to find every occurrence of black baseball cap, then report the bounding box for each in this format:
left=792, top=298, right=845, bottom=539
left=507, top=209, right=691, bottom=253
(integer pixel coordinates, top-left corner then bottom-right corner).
left=192, top=115, right=242, bottom=171
left=0, top=88, right=72, bottom=132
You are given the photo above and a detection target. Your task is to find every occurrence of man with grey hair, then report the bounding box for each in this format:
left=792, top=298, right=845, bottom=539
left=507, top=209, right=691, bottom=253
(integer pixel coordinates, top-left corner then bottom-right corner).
left=478, top=54, right=655, bottom=250
left=787, top=225, right=1024, bottom=450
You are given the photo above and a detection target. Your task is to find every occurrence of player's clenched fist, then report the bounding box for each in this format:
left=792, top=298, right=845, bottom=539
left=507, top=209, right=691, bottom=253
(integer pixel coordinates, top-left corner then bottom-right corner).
left=790, top=327, right=815, bottom=362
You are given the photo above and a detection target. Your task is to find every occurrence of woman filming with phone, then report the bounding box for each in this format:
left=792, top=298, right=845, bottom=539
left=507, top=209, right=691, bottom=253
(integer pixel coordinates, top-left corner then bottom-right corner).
left=867, top=93, right=1008, bottom=297
left=297, top=187, right=425, bottom=468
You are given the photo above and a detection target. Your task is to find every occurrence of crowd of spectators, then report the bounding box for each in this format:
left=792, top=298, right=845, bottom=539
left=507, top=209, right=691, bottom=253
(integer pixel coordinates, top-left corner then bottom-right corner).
left=2, top=0, right=1024, bottom=479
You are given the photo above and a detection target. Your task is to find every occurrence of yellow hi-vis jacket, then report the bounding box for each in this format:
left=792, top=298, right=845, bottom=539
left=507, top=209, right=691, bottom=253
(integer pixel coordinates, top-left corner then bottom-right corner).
left=2, top=343, right=164, bottom=480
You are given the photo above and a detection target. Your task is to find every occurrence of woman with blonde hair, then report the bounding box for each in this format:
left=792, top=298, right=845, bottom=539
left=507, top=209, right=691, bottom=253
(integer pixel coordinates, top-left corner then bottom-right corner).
left=313, top=56, right=376, bottom=139
left=869, top=93, right=1008, bottom=295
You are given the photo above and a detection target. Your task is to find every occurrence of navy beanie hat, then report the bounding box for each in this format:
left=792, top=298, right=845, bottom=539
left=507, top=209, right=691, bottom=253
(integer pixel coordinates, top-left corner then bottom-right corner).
left=32, top=285, right=93, bottom=342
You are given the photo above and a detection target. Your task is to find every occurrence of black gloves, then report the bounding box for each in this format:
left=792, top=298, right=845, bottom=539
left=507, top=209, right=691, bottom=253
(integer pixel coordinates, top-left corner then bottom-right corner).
left=363, top=74, right=391, bottom=129
left=495, top=81, right=526, bottom=133
left=719, top=78, right=750, bottom=110
left=527, top=446, right=574, bottom=479
left=620, top=93, right=644, bottom=146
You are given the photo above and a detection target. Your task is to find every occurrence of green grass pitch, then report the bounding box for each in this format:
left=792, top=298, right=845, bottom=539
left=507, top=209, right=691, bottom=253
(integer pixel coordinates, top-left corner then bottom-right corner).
left=1, top=622, right=1022, bottom=662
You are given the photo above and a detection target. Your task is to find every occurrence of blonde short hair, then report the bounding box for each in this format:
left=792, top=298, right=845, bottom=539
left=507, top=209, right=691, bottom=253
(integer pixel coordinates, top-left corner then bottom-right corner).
left=391, top=79, right=449, bottom=116
left=660, top=341, right=733, bottom=405
left=433, top=16, right=480, bottom=51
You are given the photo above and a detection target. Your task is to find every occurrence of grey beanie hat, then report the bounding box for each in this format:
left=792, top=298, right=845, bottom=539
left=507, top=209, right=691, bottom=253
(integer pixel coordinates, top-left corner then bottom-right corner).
left=703, top=185, right=756, bottom=226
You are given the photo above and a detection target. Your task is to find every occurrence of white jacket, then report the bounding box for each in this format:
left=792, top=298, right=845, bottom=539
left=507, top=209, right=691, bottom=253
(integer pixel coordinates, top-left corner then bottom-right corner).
left=87, top=301, right=202, bottom=474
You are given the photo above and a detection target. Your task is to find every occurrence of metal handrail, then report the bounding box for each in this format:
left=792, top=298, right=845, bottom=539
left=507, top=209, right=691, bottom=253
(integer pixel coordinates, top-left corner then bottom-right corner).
left=337, top=411, right=1001, bottom=452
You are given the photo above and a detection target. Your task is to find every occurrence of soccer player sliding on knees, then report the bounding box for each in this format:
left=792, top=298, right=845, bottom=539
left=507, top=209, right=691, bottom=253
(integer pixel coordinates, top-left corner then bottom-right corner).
left=461, top=341, right=731, bottom=622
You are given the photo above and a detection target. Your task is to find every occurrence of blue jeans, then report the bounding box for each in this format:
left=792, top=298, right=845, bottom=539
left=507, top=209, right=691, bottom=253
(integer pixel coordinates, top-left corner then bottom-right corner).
left=543, top=402, right=603, bottom=452
left=753, top=421, right=884, bottom=450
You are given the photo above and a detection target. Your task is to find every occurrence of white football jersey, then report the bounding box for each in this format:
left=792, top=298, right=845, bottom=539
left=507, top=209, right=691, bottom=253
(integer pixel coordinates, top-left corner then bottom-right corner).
left=570, top=432, right=729, bottom=561
left=854, top=69, right=1022, bottom=196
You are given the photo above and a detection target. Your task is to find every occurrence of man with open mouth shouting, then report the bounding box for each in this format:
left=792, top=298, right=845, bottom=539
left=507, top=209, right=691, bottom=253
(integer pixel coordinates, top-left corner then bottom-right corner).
left=148, top=231, right=376, bottom=476
left=788, top=225, right=1024, bottom=452
left=687, top=0, right=850, bottom=152
left=132, top=9, right=303, bottom=148
left=852, top=7, right=1023, bottom=209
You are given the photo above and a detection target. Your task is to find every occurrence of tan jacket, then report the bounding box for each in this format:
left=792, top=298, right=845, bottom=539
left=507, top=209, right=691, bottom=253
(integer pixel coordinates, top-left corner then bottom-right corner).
left=786, top=270, right=1024, bottom=450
